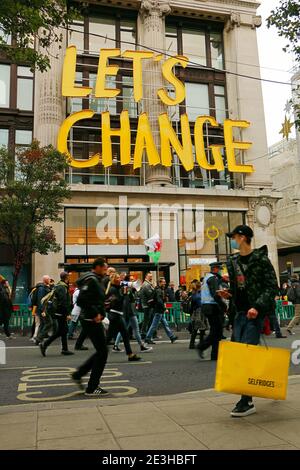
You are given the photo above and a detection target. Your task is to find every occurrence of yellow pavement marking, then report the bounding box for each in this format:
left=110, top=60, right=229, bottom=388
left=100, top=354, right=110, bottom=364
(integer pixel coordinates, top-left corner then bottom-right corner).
left=16, top=365, right=138, bottom=402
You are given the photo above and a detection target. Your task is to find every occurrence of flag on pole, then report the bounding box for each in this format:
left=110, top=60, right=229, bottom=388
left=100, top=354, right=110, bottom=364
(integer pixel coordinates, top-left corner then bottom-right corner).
left=144, top=233, right=161, bottom=265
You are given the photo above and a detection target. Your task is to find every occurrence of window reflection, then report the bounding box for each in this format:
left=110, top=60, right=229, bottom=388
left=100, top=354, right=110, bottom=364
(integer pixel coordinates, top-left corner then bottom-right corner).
left=182, top=29, right=206, bottom=66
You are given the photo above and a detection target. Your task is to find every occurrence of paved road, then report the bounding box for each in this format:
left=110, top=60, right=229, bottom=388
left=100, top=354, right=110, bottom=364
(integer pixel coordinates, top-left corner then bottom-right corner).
left=0, top=328, right=299, bottom=406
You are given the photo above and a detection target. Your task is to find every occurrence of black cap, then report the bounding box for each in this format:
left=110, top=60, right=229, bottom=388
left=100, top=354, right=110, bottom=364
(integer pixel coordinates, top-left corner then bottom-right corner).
left=226, top=225, right=253, bottom=239
left=209, top=262, right=223, bottom=269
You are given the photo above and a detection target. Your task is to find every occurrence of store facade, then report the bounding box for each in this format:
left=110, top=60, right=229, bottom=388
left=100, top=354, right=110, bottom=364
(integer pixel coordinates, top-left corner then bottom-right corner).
left=0, top=0, right=280, bottom=291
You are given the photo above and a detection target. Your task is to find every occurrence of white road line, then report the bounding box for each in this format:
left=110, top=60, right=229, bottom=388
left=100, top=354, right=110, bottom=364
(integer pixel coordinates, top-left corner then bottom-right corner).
left=109, top=361, right=152, bottom=365
left=0, top=366, right=38, bottom=370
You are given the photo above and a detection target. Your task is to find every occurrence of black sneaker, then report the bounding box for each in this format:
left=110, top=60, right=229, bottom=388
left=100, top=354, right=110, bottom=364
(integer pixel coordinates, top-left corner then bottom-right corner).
left=112, top=345, right=124, bottom=353
left=39, top=342, right=46, bottom=357
left=170, top=335, right=178, bottom=343
left=85, top=387, right=109, bottom=397
left=145, top=339, right=156, bottom=345
left=61, top=350, right=74, bottom=356
left=70, top=372, right=84, bottom=391
left=231, top=401, right=256, bottom=417
left=75, top=346, right=89, bottom=351
left=128, top=354, right=141, bottom=362
left=140, top=344, right=153, bottom=352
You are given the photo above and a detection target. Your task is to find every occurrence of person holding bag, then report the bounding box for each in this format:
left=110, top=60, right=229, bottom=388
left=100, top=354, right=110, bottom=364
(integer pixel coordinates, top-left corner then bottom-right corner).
left=220, top=225, right=278, bottom=417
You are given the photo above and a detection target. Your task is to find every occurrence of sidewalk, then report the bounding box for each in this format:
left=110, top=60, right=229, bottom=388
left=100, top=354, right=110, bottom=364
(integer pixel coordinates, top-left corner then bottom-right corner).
left=1, top=376, right=300, bottom=450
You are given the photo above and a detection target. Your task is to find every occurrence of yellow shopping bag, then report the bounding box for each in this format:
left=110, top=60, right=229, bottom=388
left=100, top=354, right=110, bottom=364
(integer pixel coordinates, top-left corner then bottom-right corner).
left=215, top=340, right=290, bottom=400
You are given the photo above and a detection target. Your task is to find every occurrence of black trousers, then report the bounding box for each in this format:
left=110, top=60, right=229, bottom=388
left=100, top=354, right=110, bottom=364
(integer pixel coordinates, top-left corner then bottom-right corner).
left=76, top=321, right=108, bottom=393
left=43, top=315, right=68, bottom=351
left=106, top=312, right=132, bottom=355
left=198, top=305, right=224, bottom=360
left=75, top=328, right=88, bottom=349
left=189, top=328, right=205, bottom=348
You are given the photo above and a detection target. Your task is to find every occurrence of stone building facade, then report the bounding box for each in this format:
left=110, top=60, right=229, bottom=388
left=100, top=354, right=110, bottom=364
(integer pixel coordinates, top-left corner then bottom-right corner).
left=0, top=0, right=281, bottom=294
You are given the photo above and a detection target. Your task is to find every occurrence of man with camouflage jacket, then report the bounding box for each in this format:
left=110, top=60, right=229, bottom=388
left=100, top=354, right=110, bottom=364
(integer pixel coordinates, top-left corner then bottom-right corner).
left=219, top=225, right=278, bottom=418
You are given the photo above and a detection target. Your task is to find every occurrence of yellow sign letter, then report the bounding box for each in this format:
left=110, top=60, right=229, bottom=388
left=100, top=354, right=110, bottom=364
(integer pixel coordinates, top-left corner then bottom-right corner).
left=157, top=56, right=188, bottom=106
left=95, top=49, right=121, bottom=98
left=194, top=116, right=224, bottom=171
left=57, top=110, right=100, bottom=168
left=224, top=120, right=254, bottom=173
left=101, top=111, right=131, bottom=167
left=62, top=46, right=92, bottom=97
left=134, top=113, right=160, bottom=169
left=159, top=113, right=194, bottom=171
left=122, top=50, right=154, bottom=102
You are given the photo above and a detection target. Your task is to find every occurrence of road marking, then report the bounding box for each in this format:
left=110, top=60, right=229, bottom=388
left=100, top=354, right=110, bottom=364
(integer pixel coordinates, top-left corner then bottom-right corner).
left=17, top=366, right=138, bottom=402
left=0, top=366, right=38, bottom=370
left=5, top=346, right=38, bottom=349
left=110, top=361, right=152, bottom=365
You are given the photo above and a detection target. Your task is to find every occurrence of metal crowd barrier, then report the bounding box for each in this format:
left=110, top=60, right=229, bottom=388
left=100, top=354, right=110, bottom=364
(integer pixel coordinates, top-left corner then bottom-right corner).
left=276, top=300, right=295, bottom=322
left=10, top=304, right=33, bottom=333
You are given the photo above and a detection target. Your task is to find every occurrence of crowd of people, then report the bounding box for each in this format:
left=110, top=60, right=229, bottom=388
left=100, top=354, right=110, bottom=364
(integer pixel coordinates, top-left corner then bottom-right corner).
left=1, top=224, right=300, bottom=416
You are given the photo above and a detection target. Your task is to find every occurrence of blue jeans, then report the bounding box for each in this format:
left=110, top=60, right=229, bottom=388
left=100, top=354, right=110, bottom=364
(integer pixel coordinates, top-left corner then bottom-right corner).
left=68, top=320, right=78, bottom=338
left=115, top=316, right=142, bottom=347
left=233, top=312, right=263, bottom=346
left=233, top=312, right=263, bottom=403
left=146, top=313, right=174, bottom=340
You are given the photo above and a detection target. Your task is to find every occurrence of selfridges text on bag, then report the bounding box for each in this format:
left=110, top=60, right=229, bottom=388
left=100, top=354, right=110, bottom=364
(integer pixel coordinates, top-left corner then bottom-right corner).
left=215, top=340, right=290, bottom=400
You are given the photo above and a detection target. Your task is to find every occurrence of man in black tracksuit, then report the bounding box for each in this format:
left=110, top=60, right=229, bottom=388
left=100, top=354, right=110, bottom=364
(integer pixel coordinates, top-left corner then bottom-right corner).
left=40, top=272, right=73, bottom=356
left=71, top=258, right=109, bottom=396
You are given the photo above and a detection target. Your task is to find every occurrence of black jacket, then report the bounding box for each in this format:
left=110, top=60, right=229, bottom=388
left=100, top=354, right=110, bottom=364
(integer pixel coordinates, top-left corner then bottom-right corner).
left=0, top=284, right=12, bottom=318
left=54, top=281, right=71, bottom=317
left=287, top=281, right=300, bottom=305
left=77, top=272, right=106, bottom=320
left=107, top=284, right=125, bottom=313
left=154, top=286, right=167, bottom=313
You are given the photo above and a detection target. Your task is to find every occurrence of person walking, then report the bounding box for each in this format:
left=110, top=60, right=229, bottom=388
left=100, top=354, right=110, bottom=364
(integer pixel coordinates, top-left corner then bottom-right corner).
left=220, top=225, right=278, bottom=418
left=145, top=277, right=178, bottom=344
left=71, top=258, right=109, bottom=396
left=0, top=276, right=13, bottom=339
left=113, top=276, right=152, bottom=353
left=39, top=272, right=73, bottom=357
left=139, top=272, right=156, bottom=339
left=105, top=273, right=141, bottom=361
left=286, top=274, right=300, bottom=335
left=166, top=281, right=176, bottom=302
left=197, top=262, right=226, bottom=360
left=32, top=275, right=51, bottom=344
left=189, top=280, right=207, bottom=349
left=69, top=287, right=89, bottom=351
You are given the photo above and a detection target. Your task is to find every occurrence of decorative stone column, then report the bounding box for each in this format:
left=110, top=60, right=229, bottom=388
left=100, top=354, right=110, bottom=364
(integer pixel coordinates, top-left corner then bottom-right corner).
left=34, top=28, right=66, bottom=146
left=32, top=28, right=66, bottom=283
left=224, top=13, right=272, bottom=190
left=139, top=0, right=173, bottom=186
left=248, top=197, right=279, bottom=278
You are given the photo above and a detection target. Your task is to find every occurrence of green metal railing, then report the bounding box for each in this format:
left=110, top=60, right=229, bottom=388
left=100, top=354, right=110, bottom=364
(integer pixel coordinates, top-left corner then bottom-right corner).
left=276, top=300, right=295, bottom=321
left=10, top=304, right=33, bottom=332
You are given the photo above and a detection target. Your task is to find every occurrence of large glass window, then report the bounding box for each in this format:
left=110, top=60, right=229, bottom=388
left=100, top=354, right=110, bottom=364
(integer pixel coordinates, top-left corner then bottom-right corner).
left=15, top=130, right=32, bottom=149
left=182, top=28, right=206, bottom=66
left=0, top=64, right=10, bottom=108
left=17, top=66, right=34, bottom=111
left=89, top=16, right=116, bottom=52
left=68, top=20, right=84, bottom=51
left=185, top=82, right=209, bottom=121
left=65, top=209, right=87, bottom=256
left=120, top=19, right=136, bottom=49
left=165, top=26, right=178, bottom=55
left=0, top=128, right=9, bottom=147
left=210, top=32, right=224, bottom=69
left=214, top=85, right=227, bottom=123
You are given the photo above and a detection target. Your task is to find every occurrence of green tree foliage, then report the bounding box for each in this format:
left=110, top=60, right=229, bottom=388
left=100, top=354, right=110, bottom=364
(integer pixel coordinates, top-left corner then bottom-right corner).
left=0, top=0, right=79, bottom=72
left=268, top=0, right=300, bottom=129
left=0, top=141, right=71, bottom=299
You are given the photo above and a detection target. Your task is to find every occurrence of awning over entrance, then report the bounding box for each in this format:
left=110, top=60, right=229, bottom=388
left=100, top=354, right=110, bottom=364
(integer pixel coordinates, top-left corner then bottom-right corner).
left=59, top=261, right=175, bottom=273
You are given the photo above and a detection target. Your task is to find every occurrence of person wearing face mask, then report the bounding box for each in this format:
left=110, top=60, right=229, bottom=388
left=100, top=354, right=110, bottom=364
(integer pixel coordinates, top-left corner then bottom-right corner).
left=197, top=262, right=227, bottom=361
left=219, top=225, right=278, bottom=418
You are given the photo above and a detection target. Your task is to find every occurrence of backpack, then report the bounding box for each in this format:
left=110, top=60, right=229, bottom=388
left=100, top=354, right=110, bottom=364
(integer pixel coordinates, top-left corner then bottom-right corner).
left=41, top=290, right=58, bottom=316
left=76, top=275, right=98, bottom=309
left=27, top=287, right=38, bottom=307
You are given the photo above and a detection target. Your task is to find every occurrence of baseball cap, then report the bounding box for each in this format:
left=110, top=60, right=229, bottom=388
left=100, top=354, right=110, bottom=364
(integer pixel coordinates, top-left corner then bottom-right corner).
left=226, top=225, right=254, bottom=239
